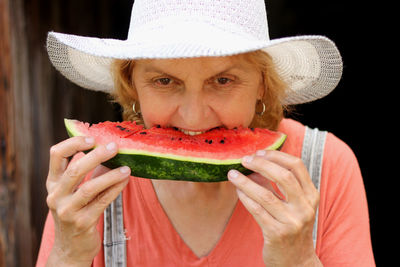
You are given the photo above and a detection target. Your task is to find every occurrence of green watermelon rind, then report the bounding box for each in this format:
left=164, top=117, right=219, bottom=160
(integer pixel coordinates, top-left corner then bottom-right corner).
left=101, top=154, right=252, bottom=182
left=64, top=119, right=286, bottom=182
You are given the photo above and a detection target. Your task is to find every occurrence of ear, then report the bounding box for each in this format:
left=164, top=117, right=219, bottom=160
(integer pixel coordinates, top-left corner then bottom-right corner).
left=257, top=73, right=266, bottom=100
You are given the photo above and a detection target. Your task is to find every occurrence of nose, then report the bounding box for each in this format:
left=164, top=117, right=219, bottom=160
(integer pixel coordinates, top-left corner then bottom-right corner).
left=178, top=91, right=210, bottom=129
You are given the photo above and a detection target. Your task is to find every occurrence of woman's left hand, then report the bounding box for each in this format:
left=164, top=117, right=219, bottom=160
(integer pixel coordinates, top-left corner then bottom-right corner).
left=228, top=150, right=322, bottom=267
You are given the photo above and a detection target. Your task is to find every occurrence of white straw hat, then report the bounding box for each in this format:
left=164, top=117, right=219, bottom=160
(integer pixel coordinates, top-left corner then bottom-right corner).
left=46, top=0, right=343, bottom=105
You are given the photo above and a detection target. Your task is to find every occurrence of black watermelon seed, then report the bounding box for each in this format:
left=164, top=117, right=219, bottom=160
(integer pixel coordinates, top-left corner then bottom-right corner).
left=208, top=140, right=213, bottom=144
left=140, top=132, right=147, bottom=135
left=178, top=138, right=182, bottom=141
left=250, top=128, right=254, bottom=131
left=205, top=139, right=209, bottom=143
left=156, top=125, right=161, bottom=128
left=173, top=127, right=179, bottom=131
left=116, top=125, right=130, bottom=132
left=220, top=140, right=225, bottom=144
left=116, top=125, right=126, bottom=131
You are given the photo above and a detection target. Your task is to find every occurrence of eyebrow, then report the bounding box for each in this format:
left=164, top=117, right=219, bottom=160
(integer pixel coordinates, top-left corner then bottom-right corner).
left=143, top=64, right=245, bottom=78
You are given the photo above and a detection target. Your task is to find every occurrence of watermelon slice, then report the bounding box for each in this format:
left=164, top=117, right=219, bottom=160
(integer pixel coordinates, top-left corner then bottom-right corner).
left=64, top=119, right=287, bottom=182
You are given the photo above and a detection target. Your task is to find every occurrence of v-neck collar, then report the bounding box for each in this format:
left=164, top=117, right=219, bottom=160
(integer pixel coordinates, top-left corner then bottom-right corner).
left=137, top=178, right=249, bottom=265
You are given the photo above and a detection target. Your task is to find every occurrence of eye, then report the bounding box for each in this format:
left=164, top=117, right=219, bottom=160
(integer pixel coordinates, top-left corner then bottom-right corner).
left=155, top=77, right=173, bottom=86
left=213, top=76, right=235, bottom=86
left=215, top=77, right=233, bottom=86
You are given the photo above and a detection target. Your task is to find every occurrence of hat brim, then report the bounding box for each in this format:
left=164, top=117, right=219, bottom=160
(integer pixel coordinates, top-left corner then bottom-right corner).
left=47, top=31, right=342, bottom=105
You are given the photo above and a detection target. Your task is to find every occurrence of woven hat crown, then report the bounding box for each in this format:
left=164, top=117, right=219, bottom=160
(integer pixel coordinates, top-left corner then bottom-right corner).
left=128, top=0, right=269, bottom=43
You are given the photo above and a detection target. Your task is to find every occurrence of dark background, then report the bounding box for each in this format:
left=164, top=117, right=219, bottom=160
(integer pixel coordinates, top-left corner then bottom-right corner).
left=1, top=0, right=389, bottom=266
left=267, top=1, right=389, bottom=265
left=267, top=1, right=387, bottom=265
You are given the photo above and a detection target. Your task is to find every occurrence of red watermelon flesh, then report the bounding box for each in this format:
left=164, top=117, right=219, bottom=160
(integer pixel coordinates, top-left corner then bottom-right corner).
left=65, top=119, right=287, bottom=164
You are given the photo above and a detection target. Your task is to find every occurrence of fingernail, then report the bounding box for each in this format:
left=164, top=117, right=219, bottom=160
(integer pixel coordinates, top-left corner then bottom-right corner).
left=228, top=169, right=239, bottom=180
left=85, top=137, right=94, bottom=144
left=106, top=142, right=116, bottom=151
left=256, top=150, right=266, bottom=156
left=120, top=166, right=131, bottom=175
left=242, top=155, right=253, bottom=164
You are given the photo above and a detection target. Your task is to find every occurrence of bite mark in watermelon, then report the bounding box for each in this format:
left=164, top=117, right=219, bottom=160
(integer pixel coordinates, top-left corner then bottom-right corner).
left=64, top=119, right=287, bottom=182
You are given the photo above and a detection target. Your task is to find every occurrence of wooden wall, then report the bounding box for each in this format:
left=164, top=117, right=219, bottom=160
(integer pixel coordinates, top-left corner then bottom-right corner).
left=0, top=0, right=130, bottom=266
left=1, top=0, right=33, bottom=265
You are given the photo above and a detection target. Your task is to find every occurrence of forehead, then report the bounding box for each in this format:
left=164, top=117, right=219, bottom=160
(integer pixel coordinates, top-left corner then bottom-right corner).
left=135, top=54, right=255, bottom=74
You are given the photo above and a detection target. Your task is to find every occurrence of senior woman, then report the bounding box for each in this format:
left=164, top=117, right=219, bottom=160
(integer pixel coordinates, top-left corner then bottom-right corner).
left=36, top=0, right=375, bottom=266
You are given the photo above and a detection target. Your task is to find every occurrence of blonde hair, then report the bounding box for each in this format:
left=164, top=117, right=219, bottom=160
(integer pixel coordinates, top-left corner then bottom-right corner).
left=110, top=50, right=288, bottom=130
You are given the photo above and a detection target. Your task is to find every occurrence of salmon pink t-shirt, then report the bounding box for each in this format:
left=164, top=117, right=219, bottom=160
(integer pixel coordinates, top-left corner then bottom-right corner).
left=36, top=118, right=375, bottom=266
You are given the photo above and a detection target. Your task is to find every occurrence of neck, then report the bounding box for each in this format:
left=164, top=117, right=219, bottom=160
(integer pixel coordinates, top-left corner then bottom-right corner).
left=151, top=179, right=239, bottom=258
left=151, top=180, right=237, bottom=209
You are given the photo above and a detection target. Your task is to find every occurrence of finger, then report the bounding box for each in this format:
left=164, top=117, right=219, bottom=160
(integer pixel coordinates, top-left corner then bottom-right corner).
left=235, top=188, right=278, bottom=234
left=228, top=170, right=287, bottom=222
left=48, top=136, right=95, bottom=179
left=261, top=150, right=318, bottom=203
left=80, top=174, right=130, bottom=226
left=71, top=166, right=131, bottom=209
left=59, top=142, right=119, bottom=195
left=247, top=172, right=271, bottom=188
left=241, top=154, right=303, bottom=203
left=91, top=165, right=112, bottom=179
left=247, top=172, right=285, bottom=200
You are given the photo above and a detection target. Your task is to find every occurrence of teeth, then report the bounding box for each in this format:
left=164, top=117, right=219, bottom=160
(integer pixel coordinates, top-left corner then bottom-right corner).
left=178, top=129, right=205, bottom=136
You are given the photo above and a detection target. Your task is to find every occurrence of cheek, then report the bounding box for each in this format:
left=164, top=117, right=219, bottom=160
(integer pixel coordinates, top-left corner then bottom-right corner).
left=137, top=90, right=176, bottom=127
left=210, top=91, right=257, bottom=128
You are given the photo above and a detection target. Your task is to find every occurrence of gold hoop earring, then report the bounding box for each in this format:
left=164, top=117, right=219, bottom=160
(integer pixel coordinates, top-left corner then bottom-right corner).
left=132, top=101, right=141, bottom=116
left=256, top=100, right=266, bottom=116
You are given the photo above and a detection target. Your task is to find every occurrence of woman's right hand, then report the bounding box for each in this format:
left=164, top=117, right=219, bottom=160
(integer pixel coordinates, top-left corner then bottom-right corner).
left=45, top=136, right=131, bottom=267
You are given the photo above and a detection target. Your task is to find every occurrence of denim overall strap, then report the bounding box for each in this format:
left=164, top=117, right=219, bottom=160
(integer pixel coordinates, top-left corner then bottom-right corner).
left=103, top=193, right=127, bottom=267
left=301, top=126, right=327, bottom=248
